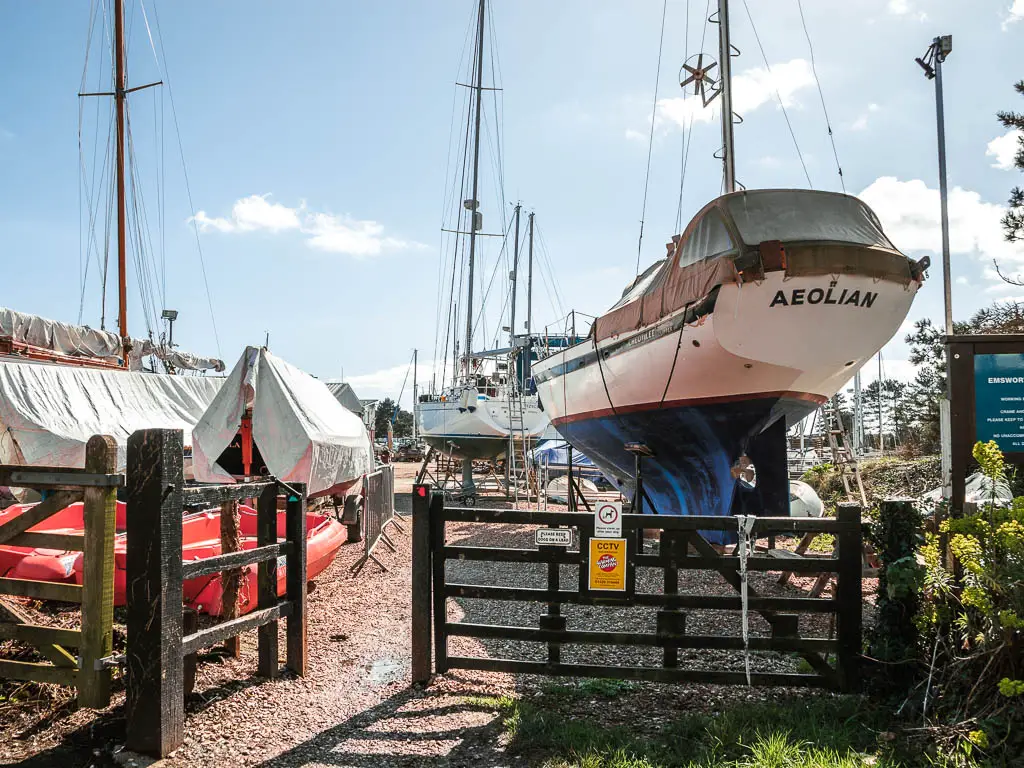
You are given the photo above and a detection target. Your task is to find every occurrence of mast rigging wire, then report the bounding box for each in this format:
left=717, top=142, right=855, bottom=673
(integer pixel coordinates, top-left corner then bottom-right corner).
left=635, top=0, right=669, bottom=277
left=739, top=0, right=812, bottom=188
left=795, top=0, right=845, bottom=192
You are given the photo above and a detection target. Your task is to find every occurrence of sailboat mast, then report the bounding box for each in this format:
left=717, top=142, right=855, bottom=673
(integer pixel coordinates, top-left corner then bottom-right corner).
left=526, top=212, right=534, bottom=340
left=412, top=348, right=419, bottom=440
left=462, top=0, right=486, bottom=379
left=717, top=0, right=736, bottom=193
left=114, top=0, right=129, bottom=361
left=509, top=203, right=521, bottom=349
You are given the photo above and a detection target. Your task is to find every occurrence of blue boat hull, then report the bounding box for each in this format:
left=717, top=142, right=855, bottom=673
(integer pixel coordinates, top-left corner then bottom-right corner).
left=554, top=396, right=818, bottom=544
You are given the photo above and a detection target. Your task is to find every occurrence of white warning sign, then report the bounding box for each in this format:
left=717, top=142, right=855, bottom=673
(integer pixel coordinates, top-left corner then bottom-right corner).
left=594, top=500, right=622, bottom=538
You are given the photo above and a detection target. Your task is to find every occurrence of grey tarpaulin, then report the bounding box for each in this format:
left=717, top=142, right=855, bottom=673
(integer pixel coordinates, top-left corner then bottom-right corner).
left=191, top=347, right=374, bottom=497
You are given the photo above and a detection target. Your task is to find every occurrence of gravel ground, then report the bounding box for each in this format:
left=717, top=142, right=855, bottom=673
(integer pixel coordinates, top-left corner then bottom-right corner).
left=0, top=462, right=876, bottom=767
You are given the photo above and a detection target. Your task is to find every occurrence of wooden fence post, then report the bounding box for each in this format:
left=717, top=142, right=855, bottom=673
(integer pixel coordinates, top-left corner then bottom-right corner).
left=78, top=434, right=118, bottom=709
left=285, top=482, right=307, bottom=676
left=125, top=429, right=185, bottom=758
left=220, top=499, right=241, bottom=657
left=835, top=502, right=863, bottom=693
left=410, top=484, right=432, bottom=684
left=429, top=491, right=447, bottom=675
left=256, top=485, right=279, bottom=678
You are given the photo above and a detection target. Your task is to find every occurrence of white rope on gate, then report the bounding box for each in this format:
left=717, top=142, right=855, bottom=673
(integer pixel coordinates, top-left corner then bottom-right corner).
left=736, top=515, right=757, bottom=686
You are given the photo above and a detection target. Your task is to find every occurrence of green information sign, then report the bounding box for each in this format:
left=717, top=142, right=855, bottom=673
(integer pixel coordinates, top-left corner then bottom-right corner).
left=974, top=353, right=1024, bottom=452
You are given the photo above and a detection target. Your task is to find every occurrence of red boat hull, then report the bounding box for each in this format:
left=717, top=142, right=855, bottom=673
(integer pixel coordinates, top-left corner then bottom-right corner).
left=0, top=501, right=345, bottom=615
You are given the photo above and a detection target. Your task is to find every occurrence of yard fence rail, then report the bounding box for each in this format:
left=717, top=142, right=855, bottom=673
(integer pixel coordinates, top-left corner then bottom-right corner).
left=351, top=463, right=401, bottom=575
left=0, top=435, right=121, bottom=708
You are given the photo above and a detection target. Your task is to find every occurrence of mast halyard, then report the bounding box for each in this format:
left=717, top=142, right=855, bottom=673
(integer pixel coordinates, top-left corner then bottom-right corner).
left=462, top=0, right=486, bottom=381
left=716, top=0, right=736, bottom=193
left=114, top=0, right=129, bottom=364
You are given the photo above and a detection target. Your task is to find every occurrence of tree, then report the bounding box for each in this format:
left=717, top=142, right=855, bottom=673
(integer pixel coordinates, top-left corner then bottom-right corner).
left=997, top=80, right=1024, bottom=243
left=372, top=397, right=415, bottom=439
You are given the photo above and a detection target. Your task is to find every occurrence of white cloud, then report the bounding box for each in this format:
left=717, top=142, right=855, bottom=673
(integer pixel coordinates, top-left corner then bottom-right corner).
left=624, top=128, right=647, bottom=142
left=887, top=0, right=927, bottom=21
left=955, top=276, right=970, bottom=286
left=986, top=129, right=1023, bottom=170
left=858, top=177, right=1024, bottom=281
left=1004, top=0, right=1024, bottom=29
left=345, top=358, right=444, bottom=409
left=191, top=194, right=425, bottom=257
left=654, top=59, right=815, bottom=131
left=192, top=194, right=301, bottom=233
left=851, top=103, right=880, bottom=131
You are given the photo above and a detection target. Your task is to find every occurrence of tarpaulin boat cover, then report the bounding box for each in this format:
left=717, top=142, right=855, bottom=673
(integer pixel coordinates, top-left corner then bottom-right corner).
left=593, top=189, right=916, bottom=341
left=0, top=306, right=225, bottom=372
left=0, top=359, right=223, bottom=470
left=191, top=347, right=374, bottom=496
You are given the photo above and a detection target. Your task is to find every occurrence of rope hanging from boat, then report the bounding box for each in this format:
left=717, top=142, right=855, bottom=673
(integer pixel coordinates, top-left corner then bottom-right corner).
left=635, top=0, right=669, bottom=277
left=737, top=514, right=756, bottom=685
left=738, top=0, right=813, bottom=189
left=795, top=0, right=846, bottom=193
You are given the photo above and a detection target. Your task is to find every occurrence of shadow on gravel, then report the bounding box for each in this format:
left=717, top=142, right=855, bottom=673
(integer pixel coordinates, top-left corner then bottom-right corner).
left=255, top=687, right=511, bottom=768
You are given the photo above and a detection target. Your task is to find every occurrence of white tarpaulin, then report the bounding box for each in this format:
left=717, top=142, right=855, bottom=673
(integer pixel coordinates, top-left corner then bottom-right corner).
left=191, top=347, right=374, bottom=496
left=0, top=359, right=223, bottom=470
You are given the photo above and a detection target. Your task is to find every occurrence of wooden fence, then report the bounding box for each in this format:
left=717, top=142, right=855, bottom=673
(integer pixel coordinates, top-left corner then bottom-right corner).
left=123, top=428, right=308, bottom=759
left=0, top=435, right=121, bottom=708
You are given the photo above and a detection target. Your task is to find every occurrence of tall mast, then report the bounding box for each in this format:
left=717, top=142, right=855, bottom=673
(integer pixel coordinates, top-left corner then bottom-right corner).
left=526, top=212, right=534, bottom=340
left=114, top=0, right=129, bottom=362
left=716, top=0, right=736, bottom=193
left=509, top=203, right=521, bottom=349
left=412, top=348, right=419, bottom=440
left=462, top=0, right=486, bottom=379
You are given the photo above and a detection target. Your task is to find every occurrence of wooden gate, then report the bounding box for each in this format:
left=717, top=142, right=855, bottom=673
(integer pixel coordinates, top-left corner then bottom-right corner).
left=0, top=435, right=121, bottom=708
left=411, top=485, right=863, bottom=691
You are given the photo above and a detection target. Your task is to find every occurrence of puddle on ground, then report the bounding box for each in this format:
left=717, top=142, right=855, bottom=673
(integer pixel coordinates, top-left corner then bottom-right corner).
left=366, top=657, right=405, bottom=684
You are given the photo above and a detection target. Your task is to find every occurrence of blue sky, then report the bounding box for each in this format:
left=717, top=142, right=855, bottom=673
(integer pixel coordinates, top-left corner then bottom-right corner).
left=1, top=0, right=1022, bottom=408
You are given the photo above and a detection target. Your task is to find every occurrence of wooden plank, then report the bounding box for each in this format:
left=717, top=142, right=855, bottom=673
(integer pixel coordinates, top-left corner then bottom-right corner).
left=440, top=507, right=859, bottom=533
left=444, top=583, right=838, bottom=613
left=182, top=482, right=275, bottom=506
left=79, top=434, right=118, bottom=709
left=431, top=492, right=448, bottom=674
left=0, top=622, right=82, bottom=648
left=181, top=602, right=291, bottom=656
left=220, top=500, right=241, bottom=658
left=285, top=484, right=307, bottom=676
left=181, top=542, right=289, bottom=581
left=445, top=622, right=837, bottom=653
left=447, top=656, right=830, bottom=688
left=7, top=532, right=86, bottom=551
left=0, top=597, right=77, bottom=667
left=125, top=428, right=185, bottom=759
left=410, top=485, right=433, bottom=684
left=0, top=491, right=82, bottom=545
left=835, top=503, right=863, bottom=693
left=0, top=577, right=82, bottom=603
left=256, top=485, right=279, bottom=679
left=0, top=659, right=78, bottom=686
left=0, top=467, right=121, bottom=489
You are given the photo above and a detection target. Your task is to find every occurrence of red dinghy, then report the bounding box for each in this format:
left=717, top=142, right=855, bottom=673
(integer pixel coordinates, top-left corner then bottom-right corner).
left=95, top=505, right=345, bottom=615
left=0, top=500, right=345, bottom=615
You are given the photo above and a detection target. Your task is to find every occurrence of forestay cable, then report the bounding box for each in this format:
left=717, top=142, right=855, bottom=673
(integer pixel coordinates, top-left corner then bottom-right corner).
left=635, top=0, right=669, bottom=277
left=795, top=0, right=845, bottom=192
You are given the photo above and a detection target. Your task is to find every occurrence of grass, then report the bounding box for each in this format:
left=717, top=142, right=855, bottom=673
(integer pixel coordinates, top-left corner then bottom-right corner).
left=465, top=691, right=979, bottom=768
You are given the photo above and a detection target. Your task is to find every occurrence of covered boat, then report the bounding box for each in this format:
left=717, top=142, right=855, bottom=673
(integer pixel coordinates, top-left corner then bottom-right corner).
left=191, top=346, right=374, bottom=498
left=533, top=190, right=926, bottom=542
left=0, top=358, right=222, bottom=472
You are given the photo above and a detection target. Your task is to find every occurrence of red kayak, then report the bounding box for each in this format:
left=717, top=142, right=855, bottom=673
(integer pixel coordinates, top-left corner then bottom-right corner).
left=0, top=501, right=345, bottom=615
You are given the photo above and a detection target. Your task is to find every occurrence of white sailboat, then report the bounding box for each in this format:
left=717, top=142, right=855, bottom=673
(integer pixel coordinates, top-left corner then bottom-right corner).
left=532, top=0, right=929, bottom=541
left=418, top=0, right=548, bottom=489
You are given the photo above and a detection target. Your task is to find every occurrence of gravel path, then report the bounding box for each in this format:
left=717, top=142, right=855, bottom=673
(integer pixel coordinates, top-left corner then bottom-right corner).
left=0, top=462, right=873, bottom=767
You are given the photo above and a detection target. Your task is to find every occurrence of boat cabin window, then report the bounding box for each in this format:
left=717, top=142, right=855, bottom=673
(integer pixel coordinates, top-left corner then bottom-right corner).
left=679, top=212, right=733, bottom=268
